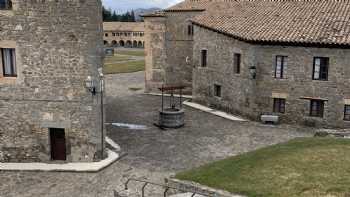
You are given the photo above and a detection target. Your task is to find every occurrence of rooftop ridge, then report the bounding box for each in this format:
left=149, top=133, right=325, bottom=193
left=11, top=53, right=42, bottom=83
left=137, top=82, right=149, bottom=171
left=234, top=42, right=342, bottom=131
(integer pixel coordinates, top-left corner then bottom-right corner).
left=187, top=0, right=350, bottom=2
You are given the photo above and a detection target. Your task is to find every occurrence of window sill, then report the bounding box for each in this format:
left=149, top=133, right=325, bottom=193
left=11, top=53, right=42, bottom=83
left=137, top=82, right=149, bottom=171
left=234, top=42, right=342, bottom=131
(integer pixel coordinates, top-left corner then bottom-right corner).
left=0, top=10, right=14, bottom=17
left=273, top=77, right=289, bottom=80
left=0, top=77, right=17, bottom=84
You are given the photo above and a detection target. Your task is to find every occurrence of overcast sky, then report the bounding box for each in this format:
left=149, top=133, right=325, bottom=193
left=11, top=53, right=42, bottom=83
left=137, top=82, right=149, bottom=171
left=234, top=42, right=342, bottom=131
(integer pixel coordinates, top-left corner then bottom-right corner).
left=102, top=0, right=182, bottom=13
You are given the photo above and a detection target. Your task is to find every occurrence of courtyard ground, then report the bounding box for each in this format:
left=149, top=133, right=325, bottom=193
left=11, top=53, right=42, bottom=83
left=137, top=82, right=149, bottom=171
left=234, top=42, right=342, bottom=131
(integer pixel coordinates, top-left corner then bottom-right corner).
left=0, top=71, right=313, bottom=197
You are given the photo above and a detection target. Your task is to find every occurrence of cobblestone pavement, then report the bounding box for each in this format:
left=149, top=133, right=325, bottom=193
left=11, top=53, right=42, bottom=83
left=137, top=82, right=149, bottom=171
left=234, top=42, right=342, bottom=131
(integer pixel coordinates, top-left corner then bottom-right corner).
left=0, top=71, right=313, bottom=197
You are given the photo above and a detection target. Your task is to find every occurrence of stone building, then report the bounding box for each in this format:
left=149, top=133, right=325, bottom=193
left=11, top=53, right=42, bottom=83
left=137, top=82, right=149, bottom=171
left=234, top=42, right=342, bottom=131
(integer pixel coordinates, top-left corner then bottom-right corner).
left=103, top=22, right=145, bottom=48
left=144, top=0, right=350, bottom=128
left=0, top=0, right=105, bottom=162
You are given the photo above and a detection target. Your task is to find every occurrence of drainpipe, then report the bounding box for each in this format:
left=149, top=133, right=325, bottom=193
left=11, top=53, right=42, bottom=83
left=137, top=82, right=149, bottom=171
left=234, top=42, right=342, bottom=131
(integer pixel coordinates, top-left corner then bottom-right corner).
left=100, top=71, right=105, bottom=160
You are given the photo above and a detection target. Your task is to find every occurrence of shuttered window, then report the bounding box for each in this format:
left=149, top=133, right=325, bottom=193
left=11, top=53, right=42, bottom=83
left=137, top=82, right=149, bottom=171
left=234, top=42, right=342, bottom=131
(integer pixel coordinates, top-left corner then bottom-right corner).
left=234, top=53, right=241, bottom=74
left=313, top=57, right=329, bottom=81
left=1, top=48, right=16, bottom=77
left=344, top=105, right=350, bottom=121
left=275, top=56, right=287, bottom=79
left=214, top=84, right=221, bottom=98
left=201, top=49, right=207, bottom=67
left=187, top=24, right=194, bottom=36
left=310, top=100, right=324, bottom=118
left=0, top=0, right=12, bottom=10
left=273, top=98, right=286, bottom=113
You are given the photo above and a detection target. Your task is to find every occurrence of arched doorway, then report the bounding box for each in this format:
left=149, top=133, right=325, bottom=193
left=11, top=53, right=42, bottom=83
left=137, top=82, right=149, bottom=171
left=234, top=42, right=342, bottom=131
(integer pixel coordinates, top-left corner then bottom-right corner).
left=133, top=40, right=138, bottom=48
left=138, top=41, right=143, bottom=48
left=126, top=40, right=132, bottom=48
left=103, top=40, right=108, bottom=45
left=111, top=40, right=118, bottom=47
left=119, top=40, right=125, bottom=47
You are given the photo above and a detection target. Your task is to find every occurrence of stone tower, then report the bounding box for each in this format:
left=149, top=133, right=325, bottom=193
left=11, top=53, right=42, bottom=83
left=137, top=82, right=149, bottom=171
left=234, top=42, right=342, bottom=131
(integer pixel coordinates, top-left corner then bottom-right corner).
left=143, top=13, right=167, bottom=92
left=0, top=0, right=104, bottom=162
left=143, top=0, right=211, bottom=94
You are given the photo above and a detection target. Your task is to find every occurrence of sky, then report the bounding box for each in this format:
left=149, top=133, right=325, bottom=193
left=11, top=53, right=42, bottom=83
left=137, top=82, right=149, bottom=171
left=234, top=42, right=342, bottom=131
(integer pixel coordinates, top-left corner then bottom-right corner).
left=102, top=0, right=182, bottom=13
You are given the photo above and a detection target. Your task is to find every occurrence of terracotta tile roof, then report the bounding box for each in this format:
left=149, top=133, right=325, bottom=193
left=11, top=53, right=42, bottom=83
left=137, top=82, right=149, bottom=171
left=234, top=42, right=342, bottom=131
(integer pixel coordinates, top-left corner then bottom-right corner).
left=191, top=0, right=350, bottom=46
left=165, top=0, right=213, bottom=11
left=103, top=22, right=145, bottom=32
left=142, top=11, right=165, bottom=17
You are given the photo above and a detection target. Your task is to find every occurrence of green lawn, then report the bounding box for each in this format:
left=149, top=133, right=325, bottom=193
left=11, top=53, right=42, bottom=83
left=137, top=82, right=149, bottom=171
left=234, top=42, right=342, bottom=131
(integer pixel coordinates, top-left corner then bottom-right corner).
left=176, top=138, right=350, bottom=197
left=103, top=60, right=145, bottom=74
left=103, top=49, right=145, bottom=74
left=115, top=50, right=145, bottom=57
left=104, top=54, right=133, bottom=63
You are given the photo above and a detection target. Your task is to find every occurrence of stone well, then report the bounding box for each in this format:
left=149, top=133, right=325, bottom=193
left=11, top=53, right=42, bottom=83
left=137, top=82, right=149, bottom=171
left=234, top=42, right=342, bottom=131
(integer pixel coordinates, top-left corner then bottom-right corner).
left=159, top=108, right=185, bottom=128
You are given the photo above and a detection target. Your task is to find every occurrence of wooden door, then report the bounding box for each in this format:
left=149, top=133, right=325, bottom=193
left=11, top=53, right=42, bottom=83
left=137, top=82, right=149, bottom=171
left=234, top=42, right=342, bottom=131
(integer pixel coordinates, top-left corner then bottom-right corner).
left=50, top=128, right=67, bottom=161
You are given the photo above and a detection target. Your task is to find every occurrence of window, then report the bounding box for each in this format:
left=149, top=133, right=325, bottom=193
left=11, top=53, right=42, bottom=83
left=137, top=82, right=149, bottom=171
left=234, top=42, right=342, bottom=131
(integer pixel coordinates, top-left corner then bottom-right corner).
left=275, top=56, right=287, bottom=79
left=214, top=84, right=221, bottom=98
left=344, top=105, right=350, bottom=121
left=187, top=24, right=194, bottom=36
left=310, top=100, right=324, bottom=118
left=0, top=0, right=12, bottom=10
left=234, top=53, right=241, bottom=74
left=104, top=33, right=108, bottom=37
left=273, top=98, right=286, bottom=113
left=1, top=48, right=16, bottom=77
left=201, top=49, right=207, bottom=67
left=313, top=57, right=329, bottom=81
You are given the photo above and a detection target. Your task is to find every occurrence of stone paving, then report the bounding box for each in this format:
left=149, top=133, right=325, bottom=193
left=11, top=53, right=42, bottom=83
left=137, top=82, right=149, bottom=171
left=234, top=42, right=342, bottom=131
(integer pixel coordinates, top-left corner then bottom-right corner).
left=0, top=71, right=314, bottom=197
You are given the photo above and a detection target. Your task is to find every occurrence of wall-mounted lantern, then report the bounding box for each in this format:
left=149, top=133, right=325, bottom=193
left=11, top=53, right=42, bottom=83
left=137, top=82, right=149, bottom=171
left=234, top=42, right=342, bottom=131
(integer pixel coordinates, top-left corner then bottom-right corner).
left=85, top=70, right=105, bottom=159
left=85, top=76, right=96, bottom=95
left=249, top=66, right=257, bottom=79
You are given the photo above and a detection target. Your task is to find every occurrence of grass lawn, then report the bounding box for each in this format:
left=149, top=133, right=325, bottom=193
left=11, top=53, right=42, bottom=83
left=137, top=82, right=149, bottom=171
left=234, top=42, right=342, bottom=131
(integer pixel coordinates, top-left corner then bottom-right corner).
left=115, top=50, right=145, bottom=57
left=104, top=60, right=145, bottom=74
left=104, top=54, right=133, bottom=63
left=175, top=138, right=350, bottom=197
left=103, top=49, right=145, bottom=74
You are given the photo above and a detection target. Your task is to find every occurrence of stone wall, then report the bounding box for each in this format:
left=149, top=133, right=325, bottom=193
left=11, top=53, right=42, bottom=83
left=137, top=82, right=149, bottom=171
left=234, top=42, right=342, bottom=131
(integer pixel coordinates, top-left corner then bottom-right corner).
left=192, top=26, right=258, bottom=120
left=255, top=45, right=350, bottom=128
left=144, top=11, right=202, bottom=94
left=144, top=15, right=167, bottom=93
left=0, top=0, right=104, bottom=162
left=193, top=25, right=350, bottom=128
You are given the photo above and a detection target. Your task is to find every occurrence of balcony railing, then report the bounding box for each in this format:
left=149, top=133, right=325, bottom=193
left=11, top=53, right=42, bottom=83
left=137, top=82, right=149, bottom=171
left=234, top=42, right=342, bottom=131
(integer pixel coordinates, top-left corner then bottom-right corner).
left=0, top=0, right=12, bottom=10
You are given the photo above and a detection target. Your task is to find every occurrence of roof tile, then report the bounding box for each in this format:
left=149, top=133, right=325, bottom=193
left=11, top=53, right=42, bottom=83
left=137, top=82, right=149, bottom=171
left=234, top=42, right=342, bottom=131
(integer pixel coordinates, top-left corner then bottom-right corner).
left=189, top=0, right=350, bottom=46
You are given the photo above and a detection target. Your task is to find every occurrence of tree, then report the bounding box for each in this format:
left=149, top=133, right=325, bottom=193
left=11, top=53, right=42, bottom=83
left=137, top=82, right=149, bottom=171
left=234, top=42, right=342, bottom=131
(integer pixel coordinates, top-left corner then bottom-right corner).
left=112, top=11, right=119, bottom=21
left=102, top=6, right=112, bottom=21
left=102, top=7, right=137, bottom=22
left=129, top=10, right=136, bottom=22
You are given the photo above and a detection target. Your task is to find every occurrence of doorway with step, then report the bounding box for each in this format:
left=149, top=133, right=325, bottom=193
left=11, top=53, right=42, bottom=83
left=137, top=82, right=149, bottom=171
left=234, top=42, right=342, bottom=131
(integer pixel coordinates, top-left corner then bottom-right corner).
left=49, top=128, right=67, bottom=161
